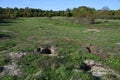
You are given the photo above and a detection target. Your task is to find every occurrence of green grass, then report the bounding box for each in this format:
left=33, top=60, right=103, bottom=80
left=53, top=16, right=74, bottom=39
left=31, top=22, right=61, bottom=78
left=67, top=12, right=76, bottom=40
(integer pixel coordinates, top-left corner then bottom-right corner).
left=0, top=17, right=120, bottom=80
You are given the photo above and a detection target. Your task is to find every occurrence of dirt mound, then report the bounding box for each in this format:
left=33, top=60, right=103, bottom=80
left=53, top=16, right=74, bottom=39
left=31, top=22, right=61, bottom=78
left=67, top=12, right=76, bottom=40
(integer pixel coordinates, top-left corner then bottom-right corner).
left=73, top=59, right=120, bottom=79
left=0, top=63, right=22, bottom=77
left=85, top=44, right=102, bottom=54
left=85, top=44, right=110, bottom=60
left=115, top=43, right=120, bottom=45
left=9, top=52, right=27, bottom=60
left=83, top=29, right=100, bottom=33
left=83, top=59, right=120, bottom=78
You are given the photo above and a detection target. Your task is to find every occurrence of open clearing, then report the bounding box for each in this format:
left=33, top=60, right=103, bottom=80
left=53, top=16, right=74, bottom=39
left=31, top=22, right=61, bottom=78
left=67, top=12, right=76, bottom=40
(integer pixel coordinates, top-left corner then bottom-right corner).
left=0, top=17, right=120, bottom=80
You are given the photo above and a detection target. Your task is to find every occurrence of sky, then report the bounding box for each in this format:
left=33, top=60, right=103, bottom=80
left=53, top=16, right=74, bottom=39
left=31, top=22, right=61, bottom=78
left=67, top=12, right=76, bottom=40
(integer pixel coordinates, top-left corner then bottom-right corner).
left=0, top=0, right=120, bottom=10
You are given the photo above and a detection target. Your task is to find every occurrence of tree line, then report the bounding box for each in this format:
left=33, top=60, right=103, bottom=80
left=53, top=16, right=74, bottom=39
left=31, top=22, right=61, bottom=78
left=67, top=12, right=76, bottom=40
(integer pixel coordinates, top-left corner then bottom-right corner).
left=0, top=6, right=120, bottom=23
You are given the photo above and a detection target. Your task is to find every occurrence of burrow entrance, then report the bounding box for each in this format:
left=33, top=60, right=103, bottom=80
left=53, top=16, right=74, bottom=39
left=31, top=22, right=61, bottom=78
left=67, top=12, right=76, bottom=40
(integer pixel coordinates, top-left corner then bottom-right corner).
left=80, top=62, right=91, bottom=71
left=0, top=66, right=4, bottom=73
left=34, top=45, right=56, bottom=55
left=0, top=33, right=11, bottom=39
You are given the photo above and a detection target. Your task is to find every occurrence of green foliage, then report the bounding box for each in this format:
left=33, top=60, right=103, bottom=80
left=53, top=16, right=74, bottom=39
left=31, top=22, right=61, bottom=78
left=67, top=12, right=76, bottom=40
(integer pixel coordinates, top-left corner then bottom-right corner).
left=0, top=57, right=10, bottom=66
left=22, top=54, right=39, bottom=74
left=72, top=6, right=96, bottom=24
left=0, top=75, right=25, bottom=80
left=1, top=75, right=17, bottom=80
left=65, top=8, right=72, bottom=17
left=0, top=6, right=120, bottom=20
left=104, top=74, right=119, bottom=80
left=0, top=40, right=16, bottom=51
left=106, top=55, right=120, bottom=73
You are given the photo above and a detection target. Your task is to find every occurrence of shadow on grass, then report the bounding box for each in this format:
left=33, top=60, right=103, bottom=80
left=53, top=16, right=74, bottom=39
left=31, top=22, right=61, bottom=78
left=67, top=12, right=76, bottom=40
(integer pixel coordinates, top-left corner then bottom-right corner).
left=93, top=20, right=109, bottom=24
left=0, top=33, right=11, bottom=39
left=0, top=19, right=18, bottom=26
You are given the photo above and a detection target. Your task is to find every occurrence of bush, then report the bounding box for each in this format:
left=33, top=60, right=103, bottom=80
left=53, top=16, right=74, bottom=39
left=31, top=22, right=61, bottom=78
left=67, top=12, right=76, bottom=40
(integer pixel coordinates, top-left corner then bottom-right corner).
left=75, top=16, right=95, bottom=24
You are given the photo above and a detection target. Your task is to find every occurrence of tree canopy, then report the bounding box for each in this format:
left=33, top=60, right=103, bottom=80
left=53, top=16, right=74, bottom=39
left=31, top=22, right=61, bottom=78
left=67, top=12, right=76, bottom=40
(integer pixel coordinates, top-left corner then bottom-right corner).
left=0, top=6, right=120, bottom=22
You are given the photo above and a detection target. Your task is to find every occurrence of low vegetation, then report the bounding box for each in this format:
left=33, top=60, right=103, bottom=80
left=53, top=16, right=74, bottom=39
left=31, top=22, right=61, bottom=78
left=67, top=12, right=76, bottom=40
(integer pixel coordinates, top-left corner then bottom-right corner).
left=0, top=17, right=120, bottom=80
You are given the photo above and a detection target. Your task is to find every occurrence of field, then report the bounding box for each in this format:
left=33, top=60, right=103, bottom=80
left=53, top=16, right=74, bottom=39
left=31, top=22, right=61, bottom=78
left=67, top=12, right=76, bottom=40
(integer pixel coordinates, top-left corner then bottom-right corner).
left=0, top=17, right=120, bottom=80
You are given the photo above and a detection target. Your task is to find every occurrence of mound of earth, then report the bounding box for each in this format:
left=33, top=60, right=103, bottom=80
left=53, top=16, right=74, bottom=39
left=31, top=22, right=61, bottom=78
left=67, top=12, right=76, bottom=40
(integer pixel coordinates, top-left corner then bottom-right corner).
left=0, top=63, right=22, bottom=77
left=83, top=59, right=120, bottom=78
left=83, top=29, right=100, bottom=33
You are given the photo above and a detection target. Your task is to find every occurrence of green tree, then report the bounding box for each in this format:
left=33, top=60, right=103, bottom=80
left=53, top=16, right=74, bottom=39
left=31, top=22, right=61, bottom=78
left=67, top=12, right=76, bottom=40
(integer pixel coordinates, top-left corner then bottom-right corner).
left=72, top=6, right=96, bottom=24
left=65, top=8, right=72, bottom=17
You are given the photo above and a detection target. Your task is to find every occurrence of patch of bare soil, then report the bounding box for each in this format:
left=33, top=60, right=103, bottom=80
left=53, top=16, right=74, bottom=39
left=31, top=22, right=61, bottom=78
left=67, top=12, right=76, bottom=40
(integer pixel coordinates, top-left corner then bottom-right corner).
left=115, top=43, right=120, bottom=45
left=9, top=52, right=27, bottom=61
left=0, top=52, right=29, bottom=77
left=84, top=60, right=120, bottom=78
left=74, top=59, right=120, bottom=79
left=2, top=30, right=13, bottom=33
left=0, top=63, right=23, bottom=77
left=27, top=36, right=36, bottom=41
left=83, top=29, right=100, bottom=33
left=85, top=44, right=110, bottom=60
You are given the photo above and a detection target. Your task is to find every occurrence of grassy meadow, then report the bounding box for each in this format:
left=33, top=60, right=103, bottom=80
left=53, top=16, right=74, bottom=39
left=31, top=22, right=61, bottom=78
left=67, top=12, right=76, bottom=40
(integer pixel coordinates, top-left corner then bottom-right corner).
left=0, top=17, right=120, bottom=80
